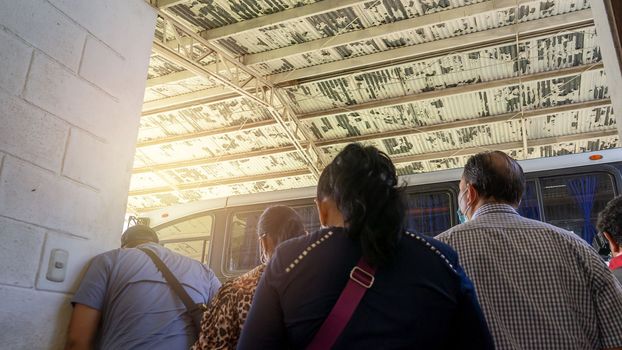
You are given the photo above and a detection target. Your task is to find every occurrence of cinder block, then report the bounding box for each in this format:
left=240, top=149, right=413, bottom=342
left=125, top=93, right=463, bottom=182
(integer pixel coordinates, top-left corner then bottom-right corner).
left=47, top=0, right=156, bottom=59
left=0, top=286, right=71, bottom=349
left=0, top=156, right=105, bottom=240
left=80, top=37, right=126, bottom=98
left=23, top=53, right=120, bottom=142
left=0, top=90, right=68, bottom=172
left=0, top=29, right=32, bottom=96
left=0, top=217, right=45, bottom=288
left=0, top=0, right=86, bottom=72
left=62, top=128, right=133, bottom=191
left=36, top=231, right=111, bottom=294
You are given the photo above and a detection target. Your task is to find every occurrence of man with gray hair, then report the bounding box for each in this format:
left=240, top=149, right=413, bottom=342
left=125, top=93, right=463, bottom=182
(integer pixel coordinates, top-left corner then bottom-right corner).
left=65, top=225, right=221, bottom=350
left=437, top=151, right=622, bottom=349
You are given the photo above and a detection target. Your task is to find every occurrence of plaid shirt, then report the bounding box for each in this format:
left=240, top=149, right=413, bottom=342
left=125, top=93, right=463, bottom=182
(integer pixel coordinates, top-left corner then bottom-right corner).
left=437, top=203, right=622, bottom=349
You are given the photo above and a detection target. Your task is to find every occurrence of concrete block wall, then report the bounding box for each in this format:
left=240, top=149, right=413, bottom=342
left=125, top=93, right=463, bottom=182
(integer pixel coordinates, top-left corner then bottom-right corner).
left=0, top=0, right=157, bottom=348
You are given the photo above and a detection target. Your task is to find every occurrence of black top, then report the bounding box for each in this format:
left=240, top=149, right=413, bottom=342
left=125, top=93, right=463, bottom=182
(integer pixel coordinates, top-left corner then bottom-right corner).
left=237, top=227, right=493, bottom=349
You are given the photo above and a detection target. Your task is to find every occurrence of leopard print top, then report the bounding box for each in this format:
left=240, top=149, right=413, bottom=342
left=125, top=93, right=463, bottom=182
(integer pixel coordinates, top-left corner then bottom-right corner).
left=191, top=264, right=266, bottom=350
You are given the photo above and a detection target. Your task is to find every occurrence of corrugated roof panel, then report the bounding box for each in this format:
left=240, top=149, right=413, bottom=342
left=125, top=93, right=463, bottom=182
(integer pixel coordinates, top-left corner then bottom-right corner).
left=219, top=19, right=324, bottom=56
left=531, top=134, right=619, bottom=159
left=127, top=173, right=318, bottom=210
left=148, top=54, right=185, bottom=79
left=178, top=76, right=222, bottom=91
left=319, top=119, right=522, bottom=160
left=129, top=173, right=171, bottom=191
left=298, top=68, right=606, bottom=145
left=252, top=0, right=591, bottom=75
left=520, top=68, right=608, bottom=110
left=160, top=152, right=307, bottom=181
left=136, top=124, right=294, bottom=165
left=395, top=155, right=470, bottom=176
left=362, top=0, right=484, bottom=25
left=143, top=89, right=167, bottom=103
left=145, top=80, right=223, bottom=102
left=527, top=105, right=616, bottom=138
left=219, top=0, right=485, bottom=57
left=139, top=99, right=272, bottom=142
left=167, top=0, right=321, bottom=32
left=284, top=27, right=599, bottom=115
left=148, top=84, right=195, bottom=98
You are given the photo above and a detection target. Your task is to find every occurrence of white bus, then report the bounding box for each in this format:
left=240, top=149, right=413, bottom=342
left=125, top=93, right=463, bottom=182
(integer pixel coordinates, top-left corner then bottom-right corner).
left=140, top=149, right=622, bottom=281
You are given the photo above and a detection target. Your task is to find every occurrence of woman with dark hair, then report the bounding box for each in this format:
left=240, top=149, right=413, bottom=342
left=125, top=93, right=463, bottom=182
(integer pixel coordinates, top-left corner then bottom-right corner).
left=192, top=205, right=305, bottom=350
left=238, top=143, right=493, bottom=349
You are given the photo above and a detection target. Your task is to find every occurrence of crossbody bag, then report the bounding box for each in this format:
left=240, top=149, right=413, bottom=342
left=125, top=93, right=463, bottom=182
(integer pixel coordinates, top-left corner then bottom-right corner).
left=138, top=248, right=207, bottom=334
left=306, top=258, right=377, bottom=350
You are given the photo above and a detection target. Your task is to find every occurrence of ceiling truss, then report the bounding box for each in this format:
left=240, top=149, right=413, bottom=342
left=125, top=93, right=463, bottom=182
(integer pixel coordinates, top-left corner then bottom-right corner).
left=152, top=10, right=323, bottom=178
left=133, top=99, right=612, bottom=174
left=132, top=0, right=618, bottom=208
left=138, top=63, right=604, bottom=150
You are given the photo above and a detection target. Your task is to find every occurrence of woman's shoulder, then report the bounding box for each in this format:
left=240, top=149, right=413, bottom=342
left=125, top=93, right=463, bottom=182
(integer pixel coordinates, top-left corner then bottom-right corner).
left=267, top=227, right=344, bottom=276
left=400, top=230, right=459, bottom=274
left=234, top=264, right=266, bottom=290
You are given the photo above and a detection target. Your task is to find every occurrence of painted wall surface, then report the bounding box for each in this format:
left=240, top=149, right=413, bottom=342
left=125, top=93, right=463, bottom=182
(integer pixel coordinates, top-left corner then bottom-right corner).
left=0, top=0, right=156, bottom=348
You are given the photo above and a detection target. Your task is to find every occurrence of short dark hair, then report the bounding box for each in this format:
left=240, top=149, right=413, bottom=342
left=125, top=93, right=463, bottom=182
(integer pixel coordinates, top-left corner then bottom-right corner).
left=257, top=205, right=305, bottom=246
left=597, top=195, right=622, bottom=245
left=121, top=224, right=159, bottom=247
left=463, top=151, right=525, bottom=205
left=317, top=143, right=406, bottom=267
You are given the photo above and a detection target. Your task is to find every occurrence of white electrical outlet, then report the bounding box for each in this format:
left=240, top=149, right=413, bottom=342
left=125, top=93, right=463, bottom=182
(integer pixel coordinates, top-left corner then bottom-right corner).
left=46, top=249, right=69, bottom=282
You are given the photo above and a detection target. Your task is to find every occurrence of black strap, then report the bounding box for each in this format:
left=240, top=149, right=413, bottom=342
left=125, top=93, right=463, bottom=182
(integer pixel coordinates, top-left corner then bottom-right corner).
left=138, top=248, right=204, bottom=332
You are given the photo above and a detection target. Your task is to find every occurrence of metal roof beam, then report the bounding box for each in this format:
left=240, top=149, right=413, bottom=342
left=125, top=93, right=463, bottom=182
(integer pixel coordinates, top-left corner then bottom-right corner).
left=142, top=86, right=238, bottom=115
left=269, top=9, right=593, bottom=84
left=137, top=63, right=604, bottom=148
left=137, top=119, right=274, bottom=148
left=129, top=129, right=618, bottom=196
left=129, top=169, right=309, bottom=196
left=146, top=70, right=196, bottom=87
left=392, top=129, right=619, bottom=164
left=198, top=0, right=369, bottom=41
left=152, top=0, right=187, bottom=9
left=133, top=99, right=611, bottom=173
left=133, top=146, right=297, bottom=173
left=245, top=0, right=526, bottom=66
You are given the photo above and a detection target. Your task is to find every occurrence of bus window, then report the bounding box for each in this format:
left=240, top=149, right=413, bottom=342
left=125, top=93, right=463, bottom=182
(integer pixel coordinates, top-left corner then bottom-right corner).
left=228, top=210, right=262, bottom=272
left=227, top=205, right=320, bottom=272
left=162, top=240, right=207, bottom=263
left=540, top=173, right=616, bottom=244
left=406, top=191, right=452, bottom=237
left=155, top=213, right=214, bottom=263
left=517, top=181, right=541, bottom=220
left=295, top=205, right=322, bottom=233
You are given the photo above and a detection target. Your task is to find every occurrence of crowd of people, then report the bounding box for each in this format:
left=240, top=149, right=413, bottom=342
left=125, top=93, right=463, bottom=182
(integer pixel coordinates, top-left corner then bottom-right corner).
left=65, top=143, right=622, bottom=350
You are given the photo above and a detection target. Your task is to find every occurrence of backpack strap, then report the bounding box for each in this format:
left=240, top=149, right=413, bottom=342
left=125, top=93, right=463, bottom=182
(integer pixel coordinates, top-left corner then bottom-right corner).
left=138, top=247, right=205, bottom=333
left=306, top=258, right=376, bottom=350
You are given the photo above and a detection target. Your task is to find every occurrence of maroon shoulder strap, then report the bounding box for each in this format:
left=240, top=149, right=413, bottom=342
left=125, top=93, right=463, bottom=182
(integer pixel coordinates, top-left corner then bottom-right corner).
left=306, top=258, right=376, bottom=350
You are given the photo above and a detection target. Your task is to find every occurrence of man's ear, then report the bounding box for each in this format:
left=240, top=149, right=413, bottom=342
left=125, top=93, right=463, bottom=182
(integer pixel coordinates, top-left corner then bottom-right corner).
left=466, top=184, right=479, bottom=207
left=603, top=232, right=620, bottom=254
